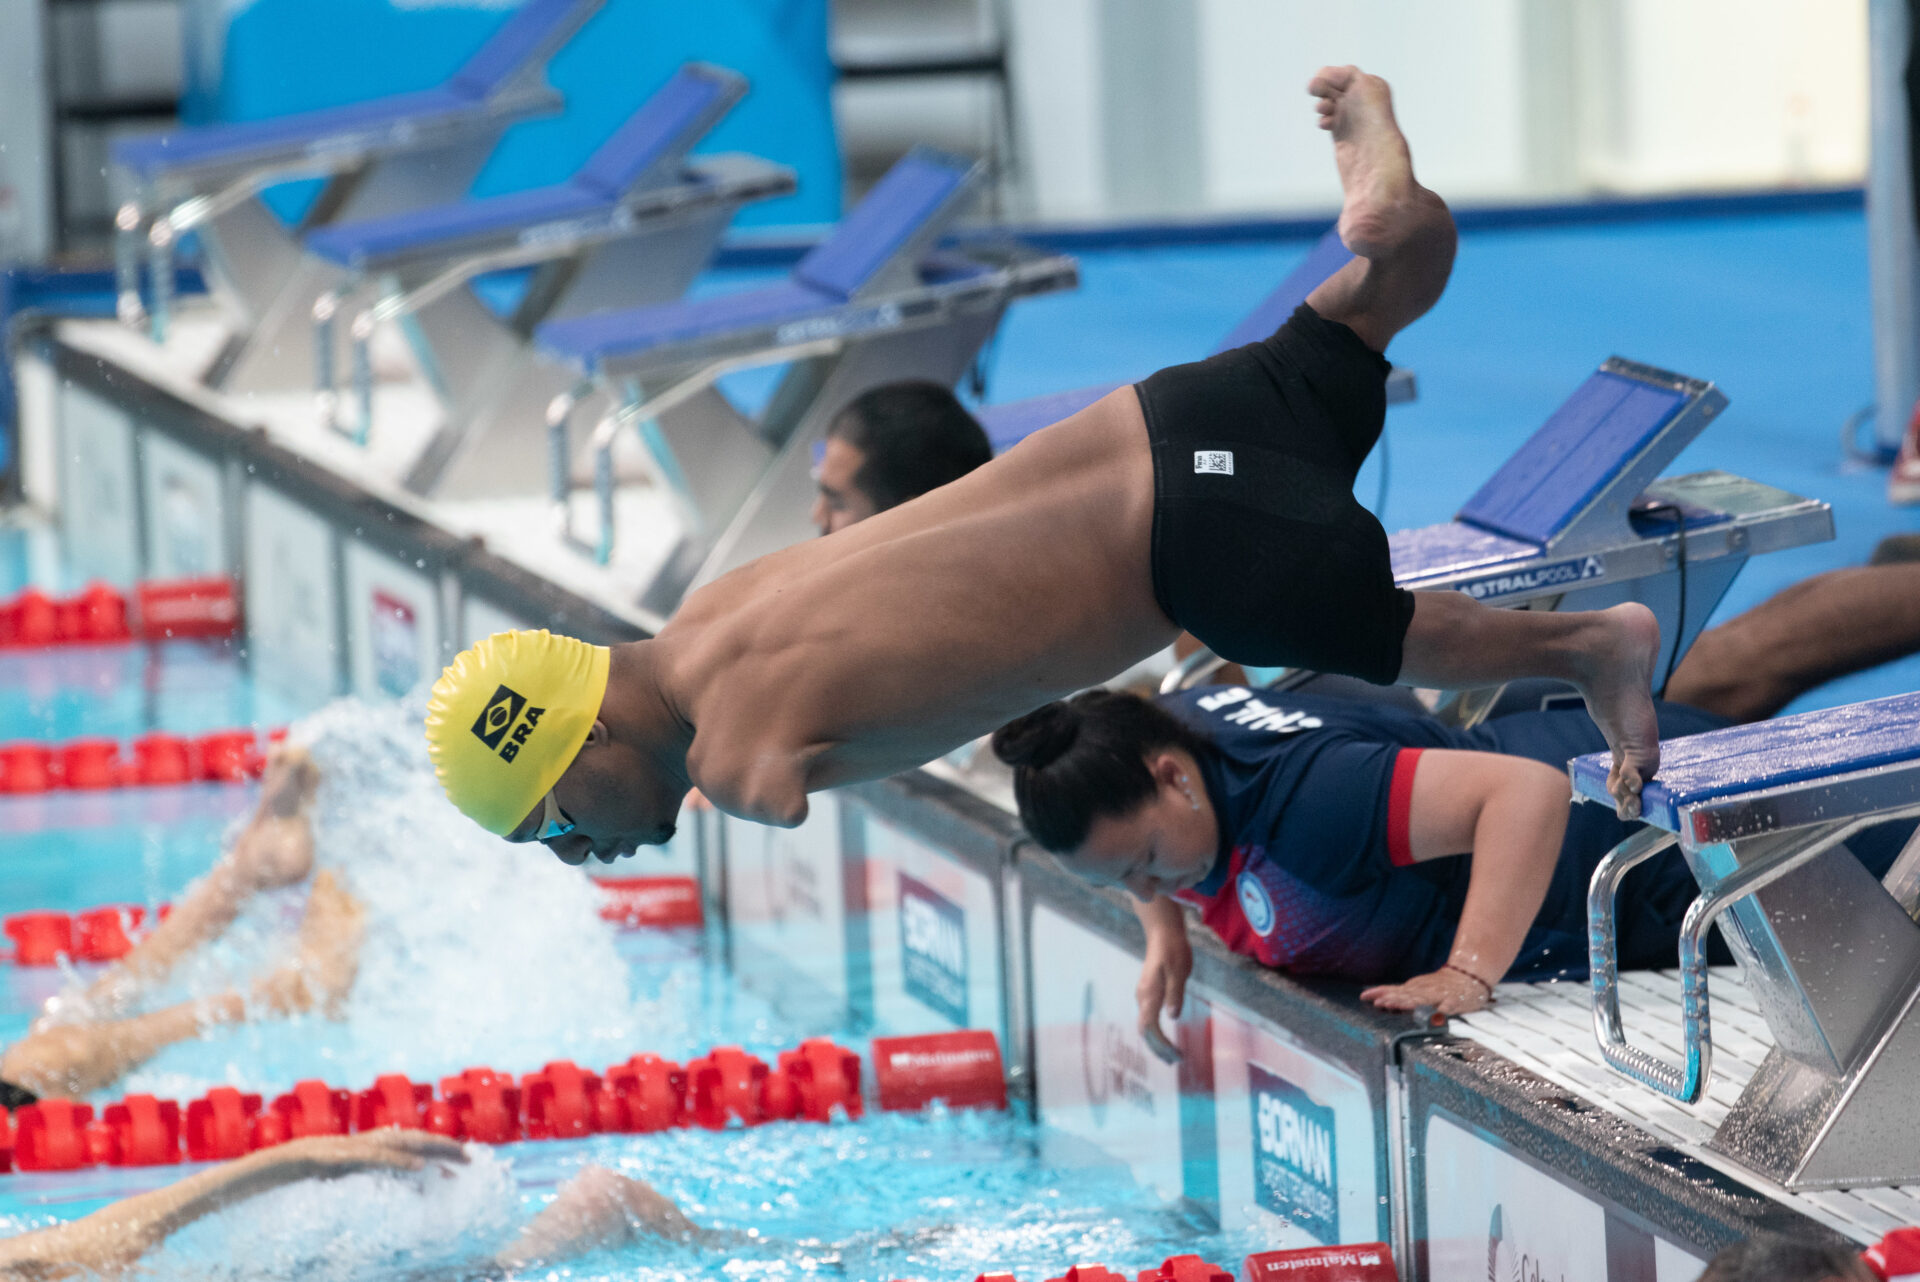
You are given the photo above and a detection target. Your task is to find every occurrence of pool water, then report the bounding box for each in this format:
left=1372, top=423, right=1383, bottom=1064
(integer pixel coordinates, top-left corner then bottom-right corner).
left=0, top=545, right=1256, bottom=1281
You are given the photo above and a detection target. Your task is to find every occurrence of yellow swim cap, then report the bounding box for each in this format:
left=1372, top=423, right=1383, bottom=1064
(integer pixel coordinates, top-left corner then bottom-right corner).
left=423, top=630, right=611, bottom=836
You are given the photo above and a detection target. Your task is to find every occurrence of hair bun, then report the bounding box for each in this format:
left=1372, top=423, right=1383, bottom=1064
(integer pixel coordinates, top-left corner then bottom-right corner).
left=991, top=701, right=1080, bottom=771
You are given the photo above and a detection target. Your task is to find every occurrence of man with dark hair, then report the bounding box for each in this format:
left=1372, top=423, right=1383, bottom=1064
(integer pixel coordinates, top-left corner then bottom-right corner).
left=811, top=382, right=993, bottom=534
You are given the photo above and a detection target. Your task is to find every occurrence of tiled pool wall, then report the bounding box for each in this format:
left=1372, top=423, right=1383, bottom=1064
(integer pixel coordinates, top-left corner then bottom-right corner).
left=13, top=328, right=1863, bottom=1280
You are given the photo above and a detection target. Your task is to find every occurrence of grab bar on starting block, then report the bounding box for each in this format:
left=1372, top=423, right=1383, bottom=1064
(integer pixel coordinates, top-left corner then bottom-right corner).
left=546, top=336, right=844, bottom=565
left=1587, top=812, right=1903, bottom=1103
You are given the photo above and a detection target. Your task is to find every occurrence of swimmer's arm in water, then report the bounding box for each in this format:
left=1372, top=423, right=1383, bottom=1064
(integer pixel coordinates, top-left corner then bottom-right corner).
left=1360, top=750, right=1569, bottom=1017
left=486, top=1165, right=737, bottom=1275
left=0, top=1131, right=465, bottom=1281
left=1132, top=895, right=1193, bottom=1065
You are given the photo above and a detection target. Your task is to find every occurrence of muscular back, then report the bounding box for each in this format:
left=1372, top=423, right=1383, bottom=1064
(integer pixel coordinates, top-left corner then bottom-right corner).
left=657, top=389, right=1175, bottom=823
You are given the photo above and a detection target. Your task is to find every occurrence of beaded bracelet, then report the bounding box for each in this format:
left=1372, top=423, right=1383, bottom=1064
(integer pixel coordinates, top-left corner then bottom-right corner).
left=1442, top=962, right=1495, bottom=1003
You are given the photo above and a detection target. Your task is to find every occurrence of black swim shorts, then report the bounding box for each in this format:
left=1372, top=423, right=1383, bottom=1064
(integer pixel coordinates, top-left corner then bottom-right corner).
left=1138, top=303, right=1415, bottom=685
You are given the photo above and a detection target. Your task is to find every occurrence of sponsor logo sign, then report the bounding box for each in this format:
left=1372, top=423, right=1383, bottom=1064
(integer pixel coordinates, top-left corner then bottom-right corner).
left=1081, top=979, right=1158, bottom=1126
left=1249, top=1063, right=1339, bottom=1243
left=899, top=871, right=969, bottom=1025
left=1456, top=555, right=1604, bottom=602
left=370, top=589, right=419, bottom=698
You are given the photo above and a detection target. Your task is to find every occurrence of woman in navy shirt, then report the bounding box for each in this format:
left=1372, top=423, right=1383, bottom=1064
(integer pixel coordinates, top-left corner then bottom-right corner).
left=990, top=687, right=1909, bottom=1062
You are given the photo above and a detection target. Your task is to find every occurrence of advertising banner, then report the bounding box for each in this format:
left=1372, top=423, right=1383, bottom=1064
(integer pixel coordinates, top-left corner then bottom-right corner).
left=1210, top=999, right=1378, bottom=1246
left=859, top=811, right=1003, bottom=1039
left=1031, top=903, right=1187, bottom=1201
left=244, top=484, right=340, bottom=706
left=1424, top=1112, right=1707, bottom=1282
left=141, top=433, right=228, bottom=580
left=343, top=541, right=439, bottom=700
left=57, top=386, right=140, bottom=585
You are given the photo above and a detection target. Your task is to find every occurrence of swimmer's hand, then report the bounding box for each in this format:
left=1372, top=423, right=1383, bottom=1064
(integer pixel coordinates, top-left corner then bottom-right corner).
left=1361, top=967, right=1493, bottom=1018
left=1134, top=896, right=1192, bottom=1065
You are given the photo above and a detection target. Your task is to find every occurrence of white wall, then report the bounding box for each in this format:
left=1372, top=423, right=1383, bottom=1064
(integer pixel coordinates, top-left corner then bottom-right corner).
left=1006, top=0, right=1869, bottom=221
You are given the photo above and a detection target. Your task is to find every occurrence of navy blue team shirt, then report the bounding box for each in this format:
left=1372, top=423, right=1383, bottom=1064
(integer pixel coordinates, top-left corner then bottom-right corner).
left=1157, top=687, right=1910, bottom=986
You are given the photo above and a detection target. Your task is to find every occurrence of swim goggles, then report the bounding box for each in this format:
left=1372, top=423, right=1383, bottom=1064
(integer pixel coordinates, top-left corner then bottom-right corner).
left=533, top=789, right=576, bottom=841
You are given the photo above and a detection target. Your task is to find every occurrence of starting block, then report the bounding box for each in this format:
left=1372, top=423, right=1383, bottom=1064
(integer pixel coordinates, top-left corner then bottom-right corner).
left=1576, top=691, right=1920, bottom=1188
left=301, top=63, right=793, bottom=496
left=534, top=145, right=1077, bottom=610
left=974, top=226, right=1414, bottom=456
left=112, top=0, right=604, bottom=366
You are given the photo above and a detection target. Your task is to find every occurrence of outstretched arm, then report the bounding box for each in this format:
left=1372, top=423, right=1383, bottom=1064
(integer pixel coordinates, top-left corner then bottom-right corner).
left=82, top=747, right=320, bottom=1016
left=1360, top=750, right=1569, bottom=1016
left=0, top=1131, right=463, bottom=1281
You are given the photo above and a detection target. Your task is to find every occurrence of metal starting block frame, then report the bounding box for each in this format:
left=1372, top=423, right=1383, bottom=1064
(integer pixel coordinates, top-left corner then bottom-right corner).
left=298, top=64, right=794, bottom=497
left=110, top=0, right=604, bottom=387
left=1387, top=359, right=1829, bottom=702
left=1576, top=692, right=1920, bottom=1189
left=535, top=146, right=1078, bottom=614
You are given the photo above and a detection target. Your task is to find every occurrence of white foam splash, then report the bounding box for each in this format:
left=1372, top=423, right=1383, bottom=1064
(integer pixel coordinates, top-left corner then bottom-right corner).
left=145, top=1143, right=521, bottom=1281
left=118, top=697, right=653, bottom=1096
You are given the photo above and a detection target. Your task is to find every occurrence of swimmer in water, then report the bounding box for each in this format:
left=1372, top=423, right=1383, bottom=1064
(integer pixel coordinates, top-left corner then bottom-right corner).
left=0, top=748, right=363, bottom=1104
left=0, top=1130, right=705, bottom=1280
left=422, top=66, right=1664, bottom=866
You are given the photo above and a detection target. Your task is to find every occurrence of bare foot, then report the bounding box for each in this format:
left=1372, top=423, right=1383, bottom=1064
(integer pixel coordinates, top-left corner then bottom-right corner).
left=228, top=746, right=319, bottom=892
left=1308, top=65, right=1418, bottom=257
left=252, top=870, right=362, bottom=1018
left=1571, top=604, right=1663, bottom=819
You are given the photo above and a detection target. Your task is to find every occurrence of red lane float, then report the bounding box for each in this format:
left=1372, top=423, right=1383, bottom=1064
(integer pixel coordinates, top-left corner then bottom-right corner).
left=0, top=578, right=238, bottom=649
left=5, top=904, right=167, bottom=965
left=1, top=1030, right=998, bottom=1175
left=9, top=873, right=681, bottom=964
left=0, top=728, right=274, bottom=799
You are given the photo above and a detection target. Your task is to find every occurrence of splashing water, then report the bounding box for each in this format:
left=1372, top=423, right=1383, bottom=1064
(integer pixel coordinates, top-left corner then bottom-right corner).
left=119, top=698, right=652, bottom=1097
left=146, top=1145, right=521, bottom=1282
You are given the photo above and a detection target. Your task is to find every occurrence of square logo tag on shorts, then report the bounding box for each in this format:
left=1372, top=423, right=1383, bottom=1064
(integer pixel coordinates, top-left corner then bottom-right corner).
left=1194, top=450, right=1234, bottom=476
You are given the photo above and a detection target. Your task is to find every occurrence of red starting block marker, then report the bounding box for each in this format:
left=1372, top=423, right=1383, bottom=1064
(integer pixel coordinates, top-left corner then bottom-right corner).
left=1046, top=1267, right=1129, bottom=1282
left=135, top=577, right=240, bottom=641
left=1240, top=1245, right=1397, bottom=1282
left=594, top=876, right=703, bottom=929
left=871, top=1030, right=1006, bottom=1113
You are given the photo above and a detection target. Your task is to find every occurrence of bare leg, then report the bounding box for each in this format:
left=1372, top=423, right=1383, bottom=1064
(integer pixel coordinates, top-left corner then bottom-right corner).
left=1666, top=564, right=1920, bottom=723
left=2, top=872, right=363, bottom=1100
left=491, top=1165, right=703, bottom=1271
left=1398, top=593, right=1662, bottom=818
left=77, top=746, right=319, bottom=1018
left=1302, top=66, right=1457, bottom=353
